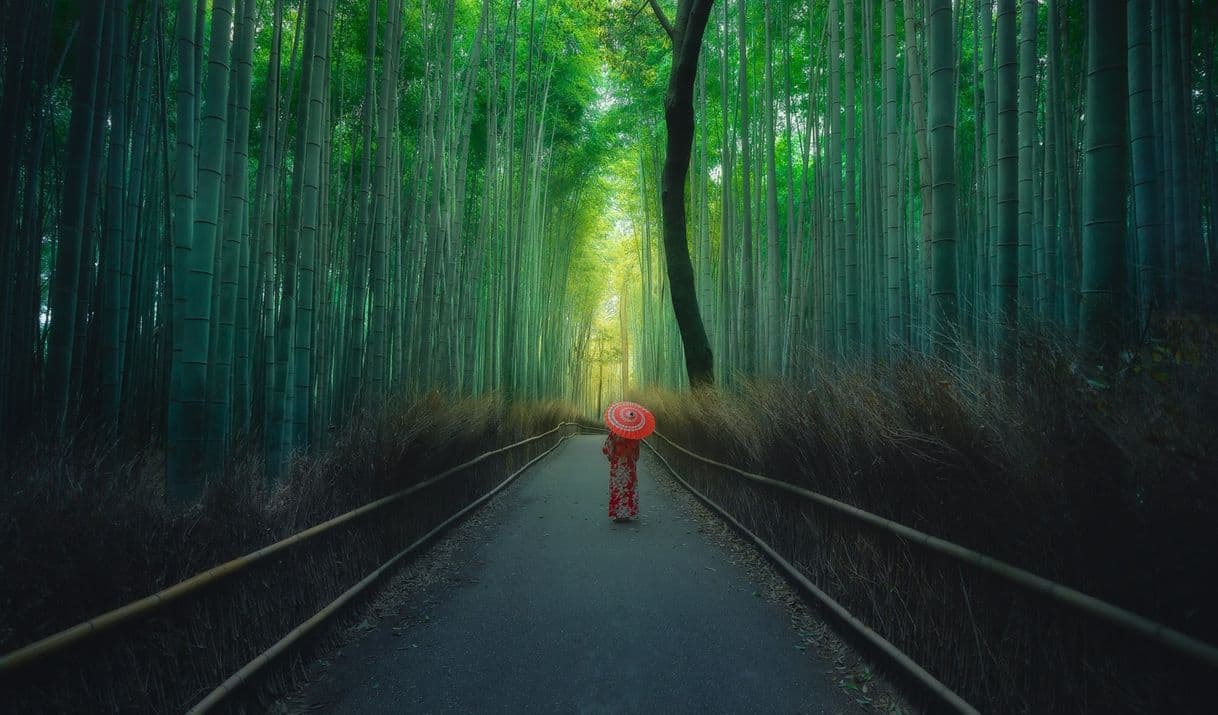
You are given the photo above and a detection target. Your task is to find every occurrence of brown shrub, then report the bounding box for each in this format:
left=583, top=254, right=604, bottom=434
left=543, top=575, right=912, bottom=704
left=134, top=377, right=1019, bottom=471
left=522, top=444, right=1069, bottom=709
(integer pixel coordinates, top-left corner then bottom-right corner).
left=0, top=395, right=579, bottom=713
left=637, top=329, right=1218, bottom=714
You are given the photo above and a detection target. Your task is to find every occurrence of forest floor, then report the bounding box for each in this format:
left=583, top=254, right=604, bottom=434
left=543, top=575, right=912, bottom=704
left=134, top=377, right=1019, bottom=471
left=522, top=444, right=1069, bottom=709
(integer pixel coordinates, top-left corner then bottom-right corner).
left=274, top=435, right=906, bottom=714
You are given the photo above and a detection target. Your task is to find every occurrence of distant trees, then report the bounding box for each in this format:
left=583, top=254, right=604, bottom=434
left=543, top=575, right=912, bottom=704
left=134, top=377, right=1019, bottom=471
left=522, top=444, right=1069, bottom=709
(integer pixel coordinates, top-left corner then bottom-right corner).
left=45, top=0, right=106, bottom=429
left=0, top=0, right=609, bottom=495
left=605, top=0, right=1217, bottom=387
left=2, top=0, right=1217, bottom=488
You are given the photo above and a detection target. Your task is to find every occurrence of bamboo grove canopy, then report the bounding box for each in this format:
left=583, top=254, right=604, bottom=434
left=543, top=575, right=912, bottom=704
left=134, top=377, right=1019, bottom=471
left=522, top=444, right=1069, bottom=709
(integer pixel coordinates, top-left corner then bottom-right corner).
left=0, top=0, right=1214, bottom=497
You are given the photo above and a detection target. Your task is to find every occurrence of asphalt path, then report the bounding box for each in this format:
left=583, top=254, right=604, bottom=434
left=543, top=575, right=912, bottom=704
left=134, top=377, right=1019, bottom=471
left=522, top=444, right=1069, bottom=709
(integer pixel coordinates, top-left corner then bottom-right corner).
left=295, top=435, right=859, bottom=714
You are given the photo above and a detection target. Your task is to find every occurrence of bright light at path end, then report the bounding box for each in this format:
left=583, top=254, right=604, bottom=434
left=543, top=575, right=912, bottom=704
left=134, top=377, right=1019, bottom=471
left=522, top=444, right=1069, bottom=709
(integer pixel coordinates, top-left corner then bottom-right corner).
left=599, top=293, right=620, bottom=321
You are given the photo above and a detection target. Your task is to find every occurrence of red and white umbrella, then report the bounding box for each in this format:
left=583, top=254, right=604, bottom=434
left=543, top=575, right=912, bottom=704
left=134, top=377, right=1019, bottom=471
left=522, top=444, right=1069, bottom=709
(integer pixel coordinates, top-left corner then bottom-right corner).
left=604, top=401, right=655, bottom=440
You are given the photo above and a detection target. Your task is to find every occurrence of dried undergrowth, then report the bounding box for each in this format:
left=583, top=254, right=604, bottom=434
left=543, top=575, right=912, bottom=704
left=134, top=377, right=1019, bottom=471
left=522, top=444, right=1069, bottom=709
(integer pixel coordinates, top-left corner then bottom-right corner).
left=637, top=324, right=1218, bottom=714
left=0, top=395, right=580, bottom=713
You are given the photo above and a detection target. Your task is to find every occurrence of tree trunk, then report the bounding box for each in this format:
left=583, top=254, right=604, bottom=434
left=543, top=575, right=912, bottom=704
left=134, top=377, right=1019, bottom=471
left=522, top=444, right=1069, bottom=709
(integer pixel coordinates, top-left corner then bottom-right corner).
left=166, top=0, right=199, bottom=496
left=734, top=0, right=755, bottom=373
left=884, top=0, right=901, bottom=347
left=176, top=0, right=234, bottom=486
left=902, top=0, right=932, bottom=348
left=1080, top=0, right=1129, bottom=358
left=995, top=0, right=1019, bottom=366
left=844, top=0, right=860, bottom=349
left=717, top=0, right=733, bottom=381
left=928, top=0, right=958, bottom=353
left=1128, top=0, right=1164, bottom=328
left=210, top=0, right=255, bottom=456
left=653, top=0, right=716, bottom=387
left=101, top=0, right=130, bottom=425
left=1017, top=0, right=1038, bottom=326
left=828, top=0, right=843, bottom=353
left=293, top=0, right=332, bottom=448
left=763, top=0, right=782, bottom=368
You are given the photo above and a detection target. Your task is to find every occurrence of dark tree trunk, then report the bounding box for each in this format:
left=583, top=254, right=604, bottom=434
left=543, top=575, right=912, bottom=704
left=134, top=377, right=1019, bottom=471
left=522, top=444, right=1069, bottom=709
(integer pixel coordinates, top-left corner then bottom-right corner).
left=652, top=0, right=716, bottom=387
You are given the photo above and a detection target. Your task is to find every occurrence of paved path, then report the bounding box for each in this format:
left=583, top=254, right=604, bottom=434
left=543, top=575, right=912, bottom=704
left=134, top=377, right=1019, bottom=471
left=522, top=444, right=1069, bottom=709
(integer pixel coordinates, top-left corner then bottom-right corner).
left=296, top=435, right=858, bottom=714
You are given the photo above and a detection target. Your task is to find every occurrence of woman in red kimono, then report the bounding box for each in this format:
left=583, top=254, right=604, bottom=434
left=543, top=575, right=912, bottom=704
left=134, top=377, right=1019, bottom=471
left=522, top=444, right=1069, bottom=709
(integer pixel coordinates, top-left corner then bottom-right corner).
left=602, top=433, right=640, bottom=521
left=602, top=401, right=654, bottom=522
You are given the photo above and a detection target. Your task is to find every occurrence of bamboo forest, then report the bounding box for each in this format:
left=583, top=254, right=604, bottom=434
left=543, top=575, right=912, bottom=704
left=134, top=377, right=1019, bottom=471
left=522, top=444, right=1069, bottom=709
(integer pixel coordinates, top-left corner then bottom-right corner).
left=2, top=0, right=1217, bottom=713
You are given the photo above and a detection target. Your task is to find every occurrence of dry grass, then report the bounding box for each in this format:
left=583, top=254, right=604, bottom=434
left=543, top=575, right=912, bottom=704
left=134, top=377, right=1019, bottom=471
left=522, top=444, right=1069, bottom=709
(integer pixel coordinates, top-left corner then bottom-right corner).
left=636, top=323, right=1218, bottom=714
left=0, top=395, right=580, bottom=713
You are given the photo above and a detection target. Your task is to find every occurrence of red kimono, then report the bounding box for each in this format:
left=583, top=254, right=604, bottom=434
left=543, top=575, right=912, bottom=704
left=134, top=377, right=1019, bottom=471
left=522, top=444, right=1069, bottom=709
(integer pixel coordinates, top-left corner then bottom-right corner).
left=602, top=433, right=640, bottom=520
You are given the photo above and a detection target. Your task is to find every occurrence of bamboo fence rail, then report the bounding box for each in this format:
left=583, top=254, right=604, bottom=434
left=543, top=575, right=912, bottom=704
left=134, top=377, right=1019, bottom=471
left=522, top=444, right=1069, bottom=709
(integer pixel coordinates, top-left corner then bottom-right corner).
left=187, top=429, right=577, bottom=712
left=0, top=422, right=581, bottom=673
left=648, top=429, right=1218, bottom=670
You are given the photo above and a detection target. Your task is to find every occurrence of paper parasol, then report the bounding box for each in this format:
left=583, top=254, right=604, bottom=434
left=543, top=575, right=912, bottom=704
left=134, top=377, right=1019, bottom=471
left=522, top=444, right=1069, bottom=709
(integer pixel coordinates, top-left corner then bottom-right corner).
left=604, top=401, right=655, bottom=440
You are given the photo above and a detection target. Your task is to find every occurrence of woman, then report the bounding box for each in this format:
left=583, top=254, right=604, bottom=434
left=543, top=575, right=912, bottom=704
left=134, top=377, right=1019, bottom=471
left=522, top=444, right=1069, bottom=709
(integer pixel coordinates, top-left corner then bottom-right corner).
left=602, top=401, right=655, bottom=522
left=602, top=432, right=640, bottom=521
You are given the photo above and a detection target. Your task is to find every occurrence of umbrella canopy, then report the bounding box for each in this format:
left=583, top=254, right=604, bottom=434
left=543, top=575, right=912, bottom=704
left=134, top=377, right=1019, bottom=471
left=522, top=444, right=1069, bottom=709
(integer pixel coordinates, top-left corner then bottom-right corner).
left=604, top=401, right=655, bottom=440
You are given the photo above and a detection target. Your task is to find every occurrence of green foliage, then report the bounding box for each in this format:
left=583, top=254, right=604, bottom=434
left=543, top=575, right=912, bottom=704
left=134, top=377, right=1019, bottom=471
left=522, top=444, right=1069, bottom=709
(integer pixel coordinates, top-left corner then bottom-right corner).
left=2, top=0, right=1216, bottom=481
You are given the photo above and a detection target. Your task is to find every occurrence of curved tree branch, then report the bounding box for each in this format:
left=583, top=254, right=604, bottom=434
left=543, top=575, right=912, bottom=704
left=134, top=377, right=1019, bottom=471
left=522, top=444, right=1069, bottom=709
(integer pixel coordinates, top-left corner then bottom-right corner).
left=648, top=0, right=675, bottom=41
